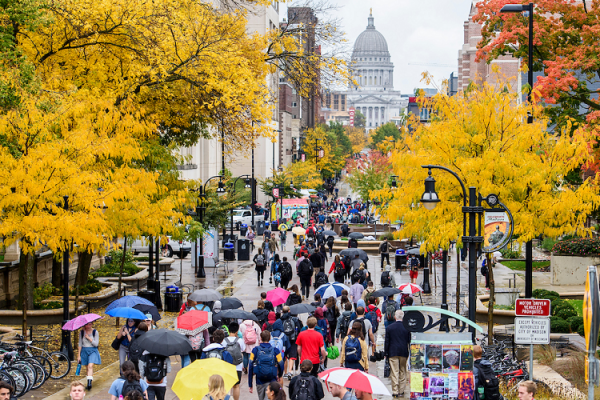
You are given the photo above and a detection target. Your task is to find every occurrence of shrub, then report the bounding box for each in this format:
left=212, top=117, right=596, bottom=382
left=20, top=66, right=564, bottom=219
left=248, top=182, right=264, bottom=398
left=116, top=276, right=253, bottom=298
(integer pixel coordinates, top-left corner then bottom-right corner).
left=568, top=316, right=584, bottom=333
left=552, top=237, right=600, bottom=256
left=91, top=249, right=141, bottom=279
left=33, top=282, right=57, bottom=304
left=551, top=299, right=565, bottom=315
left=550, top=317, right=571, bottom=333
left=379, top=232, right=395, bottom=240
left=541, top=237, right=558, bottom=252
left=36, top=301, right=63, bottom=310
left=556, top=307, right=578, bottom=321
left=500, top=247, right=521, bottom=259
left=70, top=279, right=103, bottom=296
left=532, top=289, right=560, bottom=301
left=578, top=324, right=585, bottom=336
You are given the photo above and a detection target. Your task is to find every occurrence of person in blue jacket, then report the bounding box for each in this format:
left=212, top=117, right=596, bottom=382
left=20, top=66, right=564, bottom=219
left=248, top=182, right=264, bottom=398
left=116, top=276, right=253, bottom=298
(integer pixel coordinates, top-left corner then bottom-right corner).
left=248, top=331, right=284, bottom=400
left=200, top=329, right=234, bottom=364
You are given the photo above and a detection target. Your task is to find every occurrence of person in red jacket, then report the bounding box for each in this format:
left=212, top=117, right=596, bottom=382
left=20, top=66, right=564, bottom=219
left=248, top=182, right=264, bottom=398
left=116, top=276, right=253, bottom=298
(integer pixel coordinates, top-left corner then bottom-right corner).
left=366, top=297, right=382, bottom=323
left=328, top=255, right=346, bottom=284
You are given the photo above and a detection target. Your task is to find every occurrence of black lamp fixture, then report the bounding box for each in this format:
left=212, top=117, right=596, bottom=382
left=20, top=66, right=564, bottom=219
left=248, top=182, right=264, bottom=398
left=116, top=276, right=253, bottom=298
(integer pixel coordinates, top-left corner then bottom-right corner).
left=244, top=178, right=251, bottom=189
left=420, top=169, right=440, bottom=211
left=391, top=175, right=398, bottom=190
left=290, top=179, right=294, bottom=189
left=216, top=180, right=227, bottom=196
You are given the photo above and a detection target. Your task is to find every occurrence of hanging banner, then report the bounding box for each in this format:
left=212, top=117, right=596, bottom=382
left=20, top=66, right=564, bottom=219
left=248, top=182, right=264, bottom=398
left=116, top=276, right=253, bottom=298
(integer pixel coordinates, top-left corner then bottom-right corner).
left=483, top=210, right=511, bottom=253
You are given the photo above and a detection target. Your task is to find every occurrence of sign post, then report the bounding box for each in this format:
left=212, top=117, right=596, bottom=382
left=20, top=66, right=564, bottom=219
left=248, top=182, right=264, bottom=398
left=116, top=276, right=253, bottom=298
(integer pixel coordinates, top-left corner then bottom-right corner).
left=584, top=266, right=600, bottom=400
left=272, top=187, right=279, bottom=198
left=514, top=299, right=551, bottom=381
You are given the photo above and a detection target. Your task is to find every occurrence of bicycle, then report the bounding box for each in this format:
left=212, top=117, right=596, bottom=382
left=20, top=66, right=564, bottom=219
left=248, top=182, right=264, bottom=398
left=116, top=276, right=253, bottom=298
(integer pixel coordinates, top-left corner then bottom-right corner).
left=14, top=334, right=71, bottom=379
left=0, top=353, right=30, bottom=397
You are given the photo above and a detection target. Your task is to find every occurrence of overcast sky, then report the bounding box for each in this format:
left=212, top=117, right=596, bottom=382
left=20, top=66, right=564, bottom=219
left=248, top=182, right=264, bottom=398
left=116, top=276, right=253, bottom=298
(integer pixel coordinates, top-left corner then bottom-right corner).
left=282, top=0, right=474, bottom=94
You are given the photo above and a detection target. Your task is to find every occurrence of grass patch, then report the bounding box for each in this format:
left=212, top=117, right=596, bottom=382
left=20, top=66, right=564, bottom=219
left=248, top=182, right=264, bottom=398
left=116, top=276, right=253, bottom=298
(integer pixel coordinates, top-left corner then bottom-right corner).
left=564, top=299, right=583, bottom=316
left=500, top=260, right=550, bottom=271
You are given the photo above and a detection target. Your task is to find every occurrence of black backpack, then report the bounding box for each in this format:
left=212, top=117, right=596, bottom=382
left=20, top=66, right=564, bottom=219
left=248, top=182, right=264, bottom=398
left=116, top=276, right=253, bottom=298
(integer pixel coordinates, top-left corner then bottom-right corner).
left=338, top=315, right=351, bottom=338
left=381, top=271, right=391, bottom=287
left=352, top=269, right=363, bottom=283
left=334, top=262, right=345, bottom=280
left=281, top=262, right=293, bottom=280
left=315, top=272, right=328, bottom=287
left=385, top=300, right=398, bottom=321
left=121, top=379, right=143, bottom=398
left=299, top=259, right=313, bottom=276
left=283, top=318, right=298, bottom=341
left=324, top=307, right=336, bottom=324
left=293, top=377, right=316, bottom=400
left=355, top=317, right=367, bottom=337
left=128, top=332, right=144, bottom=366
left=144, top=354, right=166, bottom=383
left=264, top=322, right=274, bottom=332
left=477, top=361, right=502, bottom=400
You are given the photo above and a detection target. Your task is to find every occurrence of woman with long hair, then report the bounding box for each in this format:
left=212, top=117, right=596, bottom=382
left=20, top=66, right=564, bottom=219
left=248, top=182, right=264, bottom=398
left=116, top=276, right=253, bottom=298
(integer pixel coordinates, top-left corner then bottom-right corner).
left=329, top=255, right=346, bottom=284
left=285, top=284, right=302, bottom=306
left=202, top=375, right=230, bottom=400
left=340, top=321, right=368, bottom=372
left=108, top=361, right=148, bottom=400
left=78, top=322, right=101, bottom=390
left=266, top=381, right=286, bottom=400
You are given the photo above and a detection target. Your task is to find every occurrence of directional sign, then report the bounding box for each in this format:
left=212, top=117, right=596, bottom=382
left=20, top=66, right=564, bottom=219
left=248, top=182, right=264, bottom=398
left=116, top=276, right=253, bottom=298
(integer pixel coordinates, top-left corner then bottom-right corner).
left=514, top=317, right=550, bottom=344
left=515, top=299, right=551, bottom=317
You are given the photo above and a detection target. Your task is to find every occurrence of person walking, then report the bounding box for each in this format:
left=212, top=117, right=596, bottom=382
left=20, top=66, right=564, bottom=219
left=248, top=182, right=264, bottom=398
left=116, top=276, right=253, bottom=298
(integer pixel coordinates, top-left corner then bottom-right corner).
left=271, top=254, right=281, bottom=286
left=285, top=285, right=302, bottom=307
left=78, top=322, right=101, bottom=390
left=254, top=248, right=268, bottom=287
left=138, top=345, right=171, bottom=400
left=223, top=322, right=246, bottom=400
left=280, top=231, right=288, bottom=252
left=247, top=227, right=257, bottom=251
left=201, top=329, right=235, bottom=364
left=323, top=297, right=339, bottom=347
left=409, top=255, right=420, bottom=284
left=384, top=310, right=411, bottom=398
left=253, top=300, right=270, bottom=328
left=473, top=345, right=502, bottom=400
left=241, top=318, right=262, bottom=374
left=340, top=321, right=368, bottom=372
left=481, top=258, right=490, bottom=289
left=288, top=360, right=324, bottom=400
left=380, top=264, right=396, bottom=290
left=297, top=256, right=314, bottom=301
left=350, top=280, right=364, bottom=310
left=279, top=257, right=293, bottom=290
left=202, top=375, right=231, bottom=400
left=0, top=382, right=13, bottom=400
left=378, top=238, right=394, bottom=271
left=348, top=306, right=376, bottom=360
left=326, top=235, right=335, bottom=257
left=108, top=361, right=149, bottom=400
left=279, top=306, right=303, bottom=379
left=116, top=318, right=137, bottom=366
left=295, top=317, right=326, bottom=377
left=328, top=255, right=346, bottom=284
left=518, top=381, right=537, bottom=400
left=382, top=294, right=400, bottom=330
left=335, top=303, right=354, bottom=343
left=248, top=331, right=285, bottom=400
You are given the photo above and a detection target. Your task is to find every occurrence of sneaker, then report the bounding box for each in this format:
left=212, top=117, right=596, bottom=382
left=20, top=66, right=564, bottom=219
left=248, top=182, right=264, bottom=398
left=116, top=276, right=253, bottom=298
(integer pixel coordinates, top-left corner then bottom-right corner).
left=257, top=281, right=260, bottom=286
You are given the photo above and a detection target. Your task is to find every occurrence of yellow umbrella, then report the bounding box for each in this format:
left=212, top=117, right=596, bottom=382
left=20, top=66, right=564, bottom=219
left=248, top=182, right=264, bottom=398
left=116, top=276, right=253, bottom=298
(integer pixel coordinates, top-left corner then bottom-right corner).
left=292, top=226, right=306, bottom=235
left=279, top=223, right=289, bottom=231
left=172, top=358, right=238, bottom=400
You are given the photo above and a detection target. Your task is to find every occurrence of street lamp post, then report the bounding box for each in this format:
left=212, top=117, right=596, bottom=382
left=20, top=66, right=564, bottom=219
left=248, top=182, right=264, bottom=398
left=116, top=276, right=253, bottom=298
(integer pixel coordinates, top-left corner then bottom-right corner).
left=229, top=175, right=251, bottom=237
left=440, top=249, right=449, bottom=332
left=314, top=138, right=322, bottom=172
left=500, top=2, right=534, bottom=298
left=196, top=176, right=227, bottom=278
left=60, top=196, right=73, bottom=360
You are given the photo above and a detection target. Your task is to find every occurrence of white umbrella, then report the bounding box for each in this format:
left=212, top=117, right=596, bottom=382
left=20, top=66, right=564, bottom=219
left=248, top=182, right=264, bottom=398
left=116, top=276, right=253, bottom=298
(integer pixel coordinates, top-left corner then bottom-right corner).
left=399, top=283, right=423, bottom=295
left=315, top=282, right=350, bottom=299
left=318, top=368, right=391, bottom=395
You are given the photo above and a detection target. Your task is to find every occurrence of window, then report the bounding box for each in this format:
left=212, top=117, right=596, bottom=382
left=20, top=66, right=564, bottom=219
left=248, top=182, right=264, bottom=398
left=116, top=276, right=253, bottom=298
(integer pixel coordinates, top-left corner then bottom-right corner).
left=293, top=115, right=297, bottom=118
left=292, top=102, right=297, bottom=107
left=420, top=107, right=431, bottom=121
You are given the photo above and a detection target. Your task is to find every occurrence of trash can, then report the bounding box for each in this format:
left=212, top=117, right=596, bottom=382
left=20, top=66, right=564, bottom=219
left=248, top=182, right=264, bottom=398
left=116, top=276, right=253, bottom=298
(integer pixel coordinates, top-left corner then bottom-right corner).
left=137, top=290, right=156, bottom=305
left=165, top=291, right=182, bottom=312
left=271, top=221, right=279, bottom=231
left=224, top=241, right=235, bottom=261
left=395, top=249, right=407, bottom=271
left=238, top=239, right=250, bottom=261
left=256, top=220, right=266, bottom=235
left=240, top=224, right=248, bottom=237
left=223, top=234, right=238, bottom=250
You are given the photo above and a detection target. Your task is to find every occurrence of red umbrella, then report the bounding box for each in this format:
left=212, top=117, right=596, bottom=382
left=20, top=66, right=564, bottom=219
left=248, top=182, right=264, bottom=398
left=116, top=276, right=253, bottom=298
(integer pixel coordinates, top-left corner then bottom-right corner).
left=175, top=310, right=210, bottom=336
left=318, top=368, right=390, bottom=395
left=399, top=283, right=423, bottom=295
left=266, top=287, right=290, bottom=307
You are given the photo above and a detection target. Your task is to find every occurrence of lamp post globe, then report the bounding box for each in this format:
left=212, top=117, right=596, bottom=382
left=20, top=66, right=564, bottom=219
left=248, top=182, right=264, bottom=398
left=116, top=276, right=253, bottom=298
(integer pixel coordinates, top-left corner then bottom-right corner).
left=420, top=174, right=440, bottom=211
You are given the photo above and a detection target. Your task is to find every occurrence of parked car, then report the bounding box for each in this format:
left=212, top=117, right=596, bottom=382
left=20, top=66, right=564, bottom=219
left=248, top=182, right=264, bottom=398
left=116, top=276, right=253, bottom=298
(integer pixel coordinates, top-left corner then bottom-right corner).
left=126, top=237, right=192, bottom=259
left=226, top=209, right=264, bottom=230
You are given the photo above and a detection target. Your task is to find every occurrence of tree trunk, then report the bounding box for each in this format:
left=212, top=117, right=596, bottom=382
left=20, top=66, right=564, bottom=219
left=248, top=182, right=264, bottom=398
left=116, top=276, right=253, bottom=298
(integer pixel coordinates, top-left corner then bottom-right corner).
left=52, top=256, right=62, bottom=291
left=487, top=253, right=495, bottom=345
left=18, top=250, right=34, bottom=335
left=75, top=250, right=93, bottom=287
left=116, top=239, right=127, bottom=327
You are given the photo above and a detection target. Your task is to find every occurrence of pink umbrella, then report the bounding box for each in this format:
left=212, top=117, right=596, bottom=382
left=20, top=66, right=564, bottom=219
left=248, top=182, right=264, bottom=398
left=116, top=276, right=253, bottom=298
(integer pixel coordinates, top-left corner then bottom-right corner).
left=399, top=283, right=423, bottom=295
left=266, top=287, right=290, bottom=307
left=318, top=368, right=390, bottom=395
left=62, top=313, right=103, bottom=331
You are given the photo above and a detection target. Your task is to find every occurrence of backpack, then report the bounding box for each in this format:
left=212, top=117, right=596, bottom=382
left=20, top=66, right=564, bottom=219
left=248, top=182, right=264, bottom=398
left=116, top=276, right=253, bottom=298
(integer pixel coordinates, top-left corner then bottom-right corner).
left=334, top=262, right=345, bottom=280
left=366, top=309, right=379, bottom=333
left=299, top=259, right=313, bottom=276
left=206, top=348, right=225, bottom=360
left=344, top=336, right=362, bottom=363
left=326, top=236, right=335, bottom=246
left=335, top=217, right=340, bottom=223
left=189, top=331, right=205, bottom=351
left=380, top=242, right=388, bottom=253
left=281, top=262, right=293, bottom=280
left=477, top=361, right=502, bottom=400
left=315, top=272, right=328, bottom=287
left=381, top=271, right=391, bottom=287
left=385, top=300, right=398, bottom=321
left=256, top=254, right=265, bottom=267
left=264, top=322, right=274, bottom=332
left=243, top=324, right=258, bottom=345
left=481, top=264, right=489, bottom=276
left=255, top=346, right=277, bottom=382
left=355, top=317, right=367, bottom=337
left=128, top=333, right=144, bottom=365
left=269, top=333, right=285, bottom=353
left=121, top=379, right=143, bottom=398
left=324, top=307, right=336, bottom=324
left=144, top=354, right=166, bottom=383
left=283, top=318, right=298, bottom=342
left=338, top=315, right=351, bottom=338
left=292, top=377, right=316, bottom=400
left=351, top=269, right=363, bottom=283
left=223, top=337, right=244, bottom=365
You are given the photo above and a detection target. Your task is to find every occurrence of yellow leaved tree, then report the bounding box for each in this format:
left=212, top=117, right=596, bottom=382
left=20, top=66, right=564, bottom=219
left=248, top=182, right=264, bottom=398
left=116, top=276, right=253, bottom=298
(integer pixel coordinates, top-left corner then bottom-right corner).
left=346, top=127, right=368, bottom=155
left=302, top=126, right=346, bottom=178
left=373, top=82, right=600, bottom=253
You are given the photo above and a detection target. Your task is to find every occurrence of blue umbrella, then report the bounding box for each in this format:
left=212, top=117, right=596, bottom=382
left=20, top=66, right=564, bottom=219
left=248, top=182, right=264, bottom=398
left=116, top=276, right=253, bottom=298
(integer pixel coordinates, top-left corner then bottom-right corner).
left=315, top=282, right=350, bottom=299
left=106, top=295, right=154, bottom=312
left=349, top=209, right=359, bottom=214
left=106, top=307, right=148, bottom=320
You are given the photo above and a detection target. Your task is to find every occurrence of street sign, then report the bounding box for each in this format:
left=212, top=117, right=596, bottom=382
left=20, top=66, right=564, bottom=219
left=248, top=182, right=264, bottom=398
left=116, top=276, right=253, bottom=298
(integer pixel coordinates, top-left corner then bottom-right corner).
left=301, top=154, right=305, bottom=162
left=272, top=188, right=279, bottom=198
left=318, top=149, right=324, bottom=158
left=514, top=317, right=550, bottom=344
left=515, top=299, right=551, bottom=317
left=349, top=108, right=355, bottom=127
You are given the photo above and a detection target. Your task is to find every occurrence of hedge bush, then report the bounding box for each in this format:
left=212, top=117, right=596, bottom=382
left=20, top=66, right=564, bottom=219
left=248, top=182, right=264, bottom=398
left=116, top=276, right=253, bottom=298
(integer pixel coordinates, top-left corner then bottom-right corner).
left=556, top=307, right=578, bottom=320
left=552, top=237, right=600, bottom=256
left=550, top=316, right=571, bottom=333
left=532, top=289, right=560, bottom=301
left=70, top=279, right=103, bottom=296
left=578, top=324, right=585, bottom=336
left=568, top=316, right=584, bottom=333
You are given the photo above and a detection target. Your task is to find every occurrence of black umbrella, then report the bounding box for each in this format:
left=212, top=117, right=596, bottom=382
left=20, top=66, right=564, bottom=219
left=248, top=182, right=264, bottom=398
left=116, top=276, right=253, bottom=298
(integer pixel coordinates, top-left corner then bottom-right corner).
left=188, top=289, right=222, bottom=302
left=339, top=248, right=369, bottom=263
left=323, top=230, right=337, bottom=237
left=133, top=328, right=192, bottom=356
left=370, top=287, right=401, bottom=298
left=289, top=303, right=316, bottom=315
left=220, top=297, right=243, bottom=310
left=348, top=232, right=364, bottom=240
left=133, top=304, right=162, bottom=321
left=219, top=309, right=258, bottom=322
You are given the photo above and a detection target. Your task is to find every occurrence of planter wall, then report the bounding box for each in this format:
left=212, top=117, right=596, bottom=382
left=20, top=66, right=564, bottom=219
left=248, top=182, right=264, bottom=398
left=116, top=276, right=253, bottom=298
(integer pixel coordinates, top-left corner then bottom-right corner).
left=550, top=254, right=600, bottom=285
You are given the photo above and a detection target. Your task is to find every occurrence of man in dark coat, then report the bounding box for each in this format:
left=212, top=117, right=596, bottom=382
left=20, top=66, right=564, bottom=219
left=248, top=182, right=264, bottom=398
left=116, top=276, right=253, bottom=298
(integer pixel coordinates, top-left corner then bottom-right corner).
left=384, top=310, right=411, bottom=397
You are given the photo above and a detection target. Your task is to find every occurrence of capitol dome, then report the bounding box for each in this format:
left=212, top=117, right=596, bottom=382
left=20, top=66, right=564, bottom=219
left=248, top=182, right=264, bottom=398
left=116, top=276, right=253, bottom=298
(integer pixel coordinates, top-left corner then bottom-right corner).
left=352, top=13, right=390, bottom=59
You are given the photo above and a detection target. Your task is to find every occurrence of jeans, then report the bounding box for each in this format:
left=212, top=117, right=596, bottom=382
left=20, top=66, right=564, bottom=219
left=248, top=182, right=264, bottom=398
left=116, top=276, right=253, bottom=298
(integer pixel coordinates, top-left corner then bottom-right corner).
left=381, top=253, right=390, bottom=269
left=243, top=352, right=250, bottom=369
left=389, top=356, right=408, bottom=395
left=118, top=344, right=129, bottom=366
left=147, top=386, right=166, bottom=400
left=328, top=246, right=333, bottom=257
left=257, top=270, right=265, bottom=283
left=281, top=241, right=287, bottom=251
left=181, top=354, right=191, bottom=367
left=300, top=276, right=311, bottom=297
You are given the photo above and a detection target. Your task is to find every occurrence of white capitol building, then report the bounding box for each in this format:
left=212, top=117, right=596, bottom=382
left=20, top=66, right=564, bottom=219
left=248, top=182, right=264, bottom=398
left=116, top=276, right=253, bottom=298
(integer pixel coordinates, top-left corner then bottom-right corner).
left=346, top=11, right=407, bottom=128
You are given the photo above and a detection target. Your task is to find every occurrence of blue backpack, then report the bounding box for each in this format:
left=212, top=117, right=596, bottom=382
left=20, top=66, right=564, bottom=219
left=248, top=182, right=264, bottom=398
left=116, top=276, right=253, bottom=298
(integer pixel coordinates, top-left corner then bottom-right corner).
left=255, top=346, right=277, bottom=381
left=366, top=309, right=379, bottom=333
left=344, top=336, right=362, bottom=363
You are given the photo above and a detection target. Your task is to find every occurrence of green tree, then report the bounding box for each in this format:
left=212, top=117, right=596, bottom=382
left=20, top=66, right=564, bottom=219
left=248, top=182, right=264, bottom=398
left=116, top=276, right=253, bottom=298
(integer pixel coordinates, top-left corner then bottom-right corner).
left=354, top=109, right=366, bottom=128
left=369, top=122, right=401, bottom=149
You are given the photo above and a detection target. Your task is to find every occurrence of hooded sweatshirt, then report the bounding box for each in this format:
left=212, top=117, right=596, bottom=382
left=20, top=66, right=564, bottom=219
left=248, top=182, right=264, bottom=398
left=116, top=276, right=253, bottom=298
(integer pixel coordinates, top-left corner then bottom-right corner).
left=212, top=301, right=224, bottom=329
left=473, top=359, right=493, bottom=390
left=336, top=310, right=354, bottom=339
left=262, top=311, right=277, bottom=331
left=383, top=264, right=396, bottom=287
left=313, top=307, right=329, bottom=343
left=271, top=319, right=291, bottom=351
left=279, top=312, right=302, bottom=343
left=200, top=343, right=234, bottom=364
